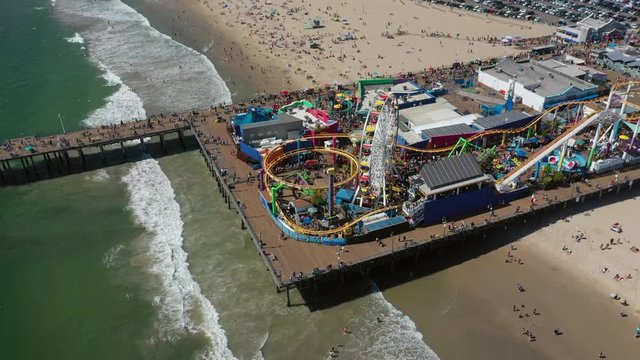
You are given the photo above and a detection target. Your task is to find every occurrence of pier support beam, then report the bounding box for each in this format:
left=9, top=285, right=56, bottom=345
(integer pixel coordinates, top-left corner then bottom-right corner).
left=120, top=142, right=126, bottom=159
left=20, top=157, right=29, bottom=178
left=286, top=286, right=291, bottom=307
left=99, top=146, right=106, bottom=164
left=43, top=153, right=52, bottom=172
left=159, top=134, right=167, bottom=154
left=140, top=138, right=146, bottom=152
left=28, top=156, right=39, bottom=180
left=178, top=130, right=186, bottom=149
left=78, top=149, right=87, bottom=170
left=63, top=151, right=71, bottom=172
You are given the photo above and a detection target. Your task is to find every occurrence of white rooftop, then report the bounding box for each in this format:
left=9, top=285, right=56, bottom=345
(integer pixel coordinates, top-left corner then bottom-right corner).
left=482, top=59, right=597, bottom=98
left=399, top=101, right=459, bottom=128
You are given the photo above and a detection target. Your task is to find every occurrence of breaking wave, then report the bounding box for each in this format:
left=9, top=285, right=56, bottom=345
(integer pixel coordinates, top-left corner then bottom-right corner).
left=345, top=282, right=440, bottom=360
left=54, top=0, right=231, bottom=120
left=65, top=32, right=84, bottom=44
left=83, top=62, right=146, bottom=127
left=122, top=158, right=236, bottom=360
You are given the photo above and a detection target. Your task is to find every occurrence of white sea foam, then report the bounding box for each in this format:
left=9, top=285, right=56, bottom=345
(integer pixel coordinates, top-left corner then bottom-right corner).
left=122, top=159, right=236, bottom=360
left=83, top=63, right=146, bottom=127
left=65, top=32, right=84, bottom=44
left=346, top=282, right=440, bottom=360
left=90, top=169, right=111, bottom=183
left=103, top=243, right=124, bottom=269
left=55, top=0, right=231, bottom=120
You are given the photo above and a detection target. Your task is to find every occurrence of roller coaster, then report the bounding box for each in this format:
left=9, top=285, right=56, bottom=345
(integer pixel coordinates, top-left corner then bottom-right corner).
left=262, top=81, right=640, bottom=238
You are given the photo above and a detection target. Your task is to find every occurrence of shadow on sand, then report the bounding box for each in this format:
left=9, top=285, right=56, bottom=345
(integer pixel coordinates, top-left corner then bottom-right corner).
left=299, top=185, right=640, bottom=311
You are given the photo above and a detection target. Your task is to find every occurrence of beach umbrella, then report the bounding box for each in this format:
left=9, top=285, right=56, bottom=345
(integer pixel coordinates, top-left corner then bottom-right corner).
left=280, top=90, right=289, bottom=96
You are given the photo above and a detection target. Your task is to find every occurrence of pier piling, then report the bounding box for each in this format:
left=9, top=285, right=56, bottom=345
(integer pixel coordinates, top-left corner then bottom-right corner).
left=99, top=146, right=106, bottom=164
left=78, top=149, right=87, bottom=170
left=19, top=158, right=29, bottom=178
left=178, top=130, right=186, bottom=149
left=286, top=286, right=291, bottom=307
left=159, top=134, right=167, bottom=154
left=28, top=156, right=39, bottom=179
left=63, top=151, right=71, bottom=172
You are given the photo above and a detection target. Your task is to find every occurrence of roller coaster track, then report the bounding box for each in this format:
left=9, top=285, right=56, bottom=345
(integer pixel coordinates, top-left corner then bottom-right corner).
left=262, top=81, right=640, bottom=237
left=274, top=198, right=401, bottom=236
left=265, top=147, right=359, bottom=190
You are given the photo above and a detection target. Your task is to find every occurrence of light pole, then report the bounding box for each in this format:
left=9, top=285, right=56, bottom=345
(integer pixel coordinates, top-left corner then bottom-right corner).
left=58, top=113, right=66, bottom=134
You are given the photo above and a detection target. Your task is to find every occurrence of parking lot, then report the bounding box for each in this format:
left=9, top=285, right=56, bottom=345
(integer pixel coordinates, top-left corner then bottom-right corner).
left=426, top=0, right=639, bottom=28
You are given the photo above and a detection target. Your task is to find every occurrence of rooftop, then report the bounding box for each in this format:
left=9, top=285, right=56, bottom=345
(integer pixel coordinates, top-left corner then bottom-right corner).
left=389, top=81, right=422, bottom=94
left=603, top=50, right=640, bottom=64
left=472, top=111, right=533, bottom=131
left=241, top=113, right=302, bottom=129
left=482, top=59, right=597, bottom=98
left=578, top=16, right=611, bottom=30
left=537, top=59, right=587, bottom=78
left=399, top=99, right=459, bottom=128
left=419, top=153, right=486, bottom=191
left=421, top=123, right=477, bottom=139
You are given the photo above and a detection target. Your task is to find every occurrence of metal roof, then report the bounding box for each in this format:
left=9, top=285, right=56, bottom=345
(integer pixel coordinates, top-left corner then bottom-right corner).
left=363, top=216, right=407, bottom=232
left=472, top=111, right=533, bottom=131
left=419, top=153, right=484, bottom=190
left=605, top=50, right=637, bottom=63
left=240, top=113, right=302, bottom=129
left=483, top=59, right=597, bottom=98
left=421, top=123, right=476, bottom=138
left=578, top=16, right=610, bottom=30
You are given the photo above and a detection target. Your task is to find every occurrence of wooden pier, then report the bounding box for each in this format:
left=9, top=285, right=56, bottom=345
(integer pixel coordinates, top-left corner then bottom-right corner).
left=187, top=109, right=640, bottom=305
left=0, top=117, right=190, bottom=183
left=3, top=107, right=640, bottom=307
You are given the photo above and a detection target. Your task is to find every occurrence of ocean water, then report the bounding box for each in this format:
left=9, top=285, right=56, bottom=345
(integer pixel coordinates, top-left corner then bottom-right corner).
left=0, top=0, right=439, bottom=359
left=0, top=1, right=113, bottom=138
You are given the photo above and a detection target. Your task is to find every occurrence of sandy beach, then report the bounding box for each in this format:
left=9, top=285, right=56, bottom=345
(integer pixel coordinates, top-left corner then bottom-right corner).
left=136, top=0, right=555, bottom=99
left=382, top=189, right=640, bottom=359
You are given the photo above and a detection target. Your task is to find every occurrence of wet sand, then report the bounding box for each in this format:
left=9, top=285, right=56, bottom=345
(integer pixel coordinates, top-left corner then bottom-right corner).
left=382, top=194, right=640, bottom=359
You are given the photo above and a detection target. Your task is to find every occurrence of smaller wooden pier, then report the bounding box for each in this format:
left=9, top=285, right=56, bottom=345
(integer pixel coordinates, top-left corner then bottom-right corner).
left=0, top=117, right=190, bottom=183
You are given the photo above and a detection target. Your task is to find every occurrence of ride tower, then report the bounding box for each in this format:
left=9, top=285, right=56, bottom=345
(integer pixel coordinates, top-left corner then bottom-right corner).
left=365, top=97, right=400, bottom=207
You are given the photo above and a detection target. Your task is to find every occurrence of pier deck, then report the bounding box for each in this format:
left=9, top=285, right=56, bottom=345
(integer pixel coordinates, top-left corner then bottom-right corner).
left=0, top=117, right=189, bottom=161
left=0, top=117, right=189, bottom=181
left=3, top=106, right=639, bottom=296
left=190, top=109, right=640, bottom=292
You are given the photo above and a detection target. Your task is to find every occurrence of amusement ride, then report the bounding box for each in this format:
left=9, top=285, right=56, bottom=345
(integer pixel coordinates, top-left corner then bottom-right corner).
left=255, top=81, right=640, bottom=243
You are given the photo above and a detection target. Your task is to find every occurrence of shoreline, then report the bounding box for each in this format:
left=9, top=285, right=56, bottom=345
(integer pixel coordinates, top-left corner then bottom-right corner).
left=111, top=1, right=638, bottom=358
left=130, top=0, right=556, bottom=103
